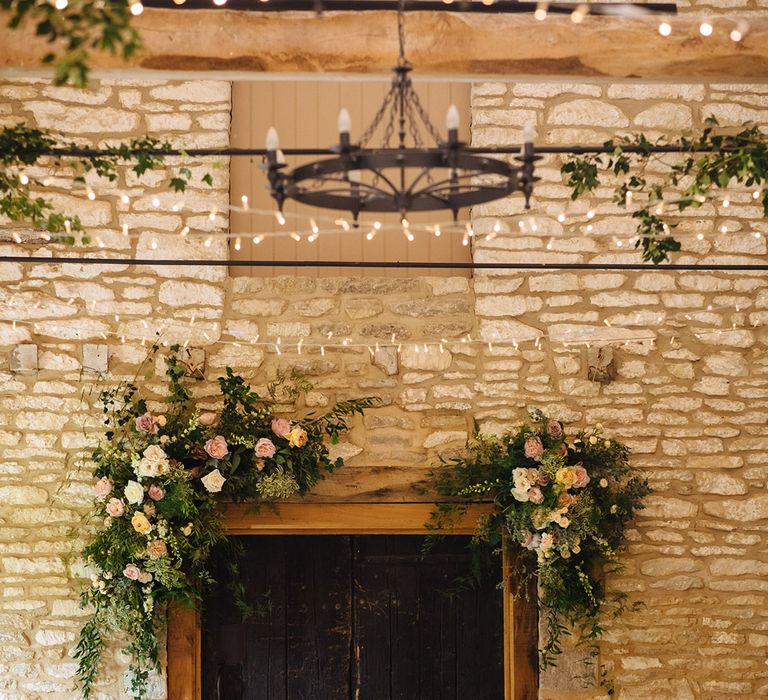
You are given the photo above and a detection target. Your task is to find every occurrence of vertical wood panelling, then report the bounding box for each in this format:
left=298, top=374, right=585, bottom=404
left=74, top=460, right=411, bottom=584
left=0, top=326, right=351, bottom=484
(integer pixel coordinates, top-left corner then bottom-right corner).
left=229, top=80, right=472, bottom=277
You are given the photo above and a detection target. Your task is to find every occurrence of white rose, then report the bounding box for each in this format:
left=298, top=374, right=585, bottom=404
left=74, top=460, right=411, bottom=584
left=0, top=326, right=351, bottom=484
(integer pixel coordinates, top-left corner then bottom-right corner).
left=137, top=457, right=169, bottom=478
left=201, top=468, right=226, bottom=493
left=143, top=445, right=167, bottom=461
left=511, top=486, right=530, bottom=502
left=124, top=480, right=144, bottom=505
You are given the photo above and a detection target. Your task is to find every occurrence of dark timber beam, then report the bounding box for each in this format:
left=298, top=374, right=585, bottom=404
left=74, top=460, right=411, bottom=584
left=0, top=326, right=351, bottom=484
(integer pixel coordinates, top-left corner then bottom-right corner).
left=1, top=10, right=767, bottom=81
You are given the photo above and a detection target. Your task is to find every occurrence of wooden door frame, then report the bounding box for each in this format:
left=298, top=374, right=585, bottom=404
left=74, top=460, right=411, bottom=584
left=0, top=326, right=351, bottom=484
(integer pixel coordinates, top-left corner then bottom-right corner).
left=167, top=502, right=539, bottom=700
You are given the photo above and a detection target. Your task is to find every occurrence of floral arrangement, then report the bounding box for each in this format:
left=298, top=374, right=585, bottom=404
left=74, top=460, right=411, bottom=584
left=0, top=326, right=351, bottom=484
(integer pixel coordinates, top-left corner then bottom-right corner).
left=74, top=348, right=379, bottom=698
left=430, top=409, right=650, bottom=675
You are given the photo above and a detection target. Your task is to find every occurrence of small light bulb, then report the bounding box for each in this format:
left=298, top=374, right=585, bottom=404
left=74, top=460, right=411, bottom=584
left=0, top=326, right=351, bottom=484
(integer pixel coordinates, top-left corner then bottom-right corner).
left=152, top=197, right=160, bottom=207
left=290, top=232, right=301, bottom=242
left=557, top=213, right=566, bottom=223
left=19, top=174, right=29, bottom=185
left=120, top=194, right=130, bottom=204
left=373, top=221, right=382, bottom=230
left=241, top=194, right=249, bottom=209
left=204, top=237, right=212, bottom=248
left=534, top=3, right=547, bottom=20
left=699, top=21, right=713, bottom=36
left=730, top=28, right=742, bottom=42
left=234, top=237, right=241, bottom=251
left=723, top=198, right=730, bottom=208
left=87, top=190, right=96, bottom=201
left=696, top=232, right=704, bottom=240
left=54, top=0, right=68, bottom=8
left=130, top=1, right=143, bottom=15
left=753, top=190, right=761, bottom=200
left=213, top=0, right=227, bottom=5
left=586, top=209, right=595, bottom=219
left=275, top=211, right=286, bottom=225
left=658, top=21, right=672, bottom=37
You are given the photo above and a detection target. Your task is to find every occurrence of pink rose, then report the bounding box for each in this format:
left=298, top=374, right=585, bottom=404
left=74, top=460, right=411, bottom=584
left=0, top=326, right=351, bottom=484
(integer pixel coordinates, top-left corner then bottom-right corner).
left=105, top=498, right=125, bottom=517
left=524, top=436, right=544, bottom=461
left=546, top=420, right=563, bottom=438
left=521, top=530, right=541, bottom=550
left=94, top=476, right=112, bottom=500
left=123, top=563, right=140, bottom=580
left=135, top=412, right=158, bottom=434
left=556, top=442, right=568, bottom=457
left=536, top=472, right=550, bottom=486
left=527, top=486, right=544, bottom=504
left=255, top=438, right=276, bottom=459
left=147, top=484, right=164, bottom=501
left=572, top=466, right=590, bottom=489
left=146, top=540, right=167, bottom=559
left=199, top=412, right=218, bottom=427
left=271, top=418, right=291, bottom=438
left=204, top=435, right=229, bottom=460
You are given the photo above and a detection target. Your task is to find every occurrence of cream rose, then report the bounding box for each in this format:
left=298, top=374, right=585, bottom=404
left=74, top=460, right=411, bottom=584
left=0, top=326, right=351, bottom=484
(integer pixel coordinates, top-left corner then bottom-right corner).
left=131, top=512, right=152, bottom=535
left=124, top=480, right=144, bottom=505
left=137, top=444, right=170, bottom=478
left=555, top=467, right=577, bottom=488
left=201, top=468, right=226, bottom=493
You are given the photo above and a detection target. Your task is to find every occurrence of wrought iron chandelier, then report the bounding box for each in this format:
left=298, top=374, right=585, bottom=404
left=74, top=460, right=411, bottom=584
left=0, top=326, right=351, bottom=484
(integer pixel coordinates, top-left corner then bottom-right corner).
left=264, top=1, right=538, bottom=224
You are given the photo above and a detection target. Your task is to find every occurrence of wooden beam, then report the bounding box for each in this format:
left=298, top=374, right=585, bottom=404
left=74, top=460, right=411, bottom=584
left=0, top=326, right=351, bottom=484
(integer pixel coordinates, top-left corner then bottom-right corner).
left=166, top=605, right=200, bottom=700
left=2, top=10, right=768, bottom=81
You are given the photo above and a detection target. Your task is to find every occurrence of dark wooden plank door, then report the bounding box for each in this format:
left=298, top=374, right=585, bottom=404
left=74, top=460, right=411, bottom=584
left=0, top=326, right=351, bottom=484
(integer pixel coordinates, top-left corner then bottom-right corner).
left=201, top=535, right=503, bottom=699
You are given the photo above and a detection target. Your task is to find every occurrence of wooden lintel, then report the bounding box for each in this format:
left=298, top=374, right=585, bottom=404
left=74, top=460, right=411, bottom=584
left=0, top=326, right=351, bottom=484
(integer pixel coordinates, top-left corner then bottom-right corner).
left=2, top=10, right=768, bottom=82
left=221, top=501, right=489, bottom=534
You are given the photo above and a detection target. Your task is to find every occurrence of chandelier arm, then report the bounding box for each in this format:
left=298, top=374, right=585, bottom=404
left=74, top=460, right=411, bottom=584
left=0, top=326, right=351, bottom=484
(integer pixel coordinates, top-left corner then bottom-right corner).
left=403, top=165, right=436, bottom=196
left=416, top=172, right=505, bottom=195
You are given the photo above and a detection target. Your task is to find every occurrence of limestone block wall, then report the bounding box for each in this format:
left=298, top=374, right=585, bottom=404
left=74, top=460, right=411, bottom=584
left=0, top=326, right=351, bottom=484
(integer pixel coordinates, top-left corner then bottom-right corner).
left=3, top=74, right=768, bottom=700
left=472, top=81, right=768, bottom=700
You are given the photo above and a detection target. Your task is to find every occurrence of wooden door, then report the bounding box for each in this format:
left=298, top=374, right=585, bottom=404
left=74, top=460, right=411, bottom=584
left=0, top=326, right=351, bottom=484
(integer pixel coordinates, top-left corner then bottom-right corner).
left=201, top=535, right=504, bottom=699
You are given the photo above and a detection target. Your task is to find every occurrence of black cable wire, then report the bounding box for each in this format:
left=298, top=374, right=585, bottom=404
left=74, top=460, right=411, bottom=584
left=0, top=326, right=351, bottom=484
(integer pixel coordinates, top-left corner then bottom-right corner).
left=2, top=256, right=767, bottom=271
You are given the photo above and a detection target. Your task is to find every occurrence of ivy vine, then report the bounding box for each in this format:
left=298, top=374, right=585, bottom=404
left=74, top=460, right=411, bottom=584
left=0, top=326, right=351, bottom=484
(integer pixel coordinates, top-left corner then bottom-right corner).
left=0, top=124, right=211, bottom=244
left=561, top=117, right=768, bottom=264
left=1, top=0, right=140, bottom=86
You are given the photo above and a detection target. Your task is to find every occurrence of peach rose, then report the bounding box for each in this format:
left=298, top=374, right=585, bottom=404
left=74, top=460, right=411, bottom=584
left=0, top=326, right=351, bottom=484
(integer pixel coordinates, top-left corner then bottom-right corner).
left=286, top=427, right=308, bottom=448
left=271, top=418, right=291, bottom=438
left=255, top=459, right=265, bottom=472
left=94, top=476, right=112, bottom=500
left=557, top=492, right=575, bottom=509
left=199, top=412, right=218, bottom=427
left=255, top=438, right=276, bottom=459
left=143, top=502, right=156, bottom=517
left=131, top=512, right=152, bottom=535
left=105, top=498, right=125, bottom=517
left=146, top=539, right=167, bottom=559
left=524, top=436, right=544, bottom=460
left=147, top=484, right=164, bottom=501
left=123, top=563, right=140, bottom=580
left=135, top=412, right=158, bottom=434
left=527, top=486, right=544, bottom=504
left=204, top=435, right=229, bottom=460
left=572, top=466, right=590, bottom=489
left=138, top=571, right=153, bottom=584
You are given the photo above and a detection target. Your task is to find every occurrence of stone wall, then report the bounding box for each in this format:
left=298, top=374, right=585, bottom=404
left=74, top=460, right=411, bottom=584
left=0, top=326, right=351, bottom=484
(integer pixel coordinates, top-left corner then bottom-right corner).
left=2, top=75, right=768, bottom=700
left=471, top=81, right=768, bottom=699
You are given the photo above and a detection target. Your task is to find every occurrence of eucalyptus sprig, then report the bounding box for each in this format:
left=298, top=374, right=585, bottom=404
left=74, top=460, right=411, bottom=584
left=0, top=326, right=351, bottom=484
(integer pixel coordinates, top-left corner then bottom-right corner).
left=1, top=124, right=210, bottom=243
left=1, top=0, right=140, bottom=86
left=561, top=117, right=768, bottom=264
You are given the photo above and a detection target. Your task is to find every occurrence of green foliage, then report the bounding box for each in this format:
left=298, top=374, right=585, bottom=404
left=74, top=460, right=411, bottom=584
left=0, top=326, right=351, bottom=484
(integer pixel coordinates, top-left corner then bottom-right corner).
left=1, top=0, right=140, bottom=86
left=429, top=409, right=650, bottom=684
left=75, top=346, right=378, bottom=698
left=0, top=124, right=213, bottom=241
left=560, top=119, right=768, bottom=264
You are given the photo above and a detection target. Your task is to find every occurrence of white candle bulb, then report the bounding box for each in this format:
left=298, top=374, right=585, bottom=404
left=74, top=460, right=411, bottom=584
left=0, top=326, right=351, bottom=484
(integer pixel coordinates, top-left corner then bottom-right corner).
left=276, top=149, right=286, bottom=165
left=338, top=108, right=351, bottom=134
left=522, top=123, right=536, bottom=143
left=266, top=127, right=279, bottom=151
left=446, top=104, right=460, bottom=131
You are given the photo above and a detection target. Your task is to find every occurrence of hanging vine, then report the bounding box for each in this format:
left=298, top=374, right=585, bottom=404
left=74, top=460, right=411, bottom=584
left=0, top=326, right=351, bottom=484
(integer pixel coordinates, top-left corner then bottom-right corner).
left=0, top=124, right=212, bottom=244
left=561, top=117, right=768, bottom=264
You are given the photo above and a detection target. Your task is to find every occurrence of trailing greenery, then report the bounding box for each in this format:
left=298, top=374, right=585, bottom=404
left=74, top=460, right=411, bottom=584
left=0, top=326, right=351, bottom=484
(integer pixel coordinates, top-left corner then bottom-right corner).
left=0, top=124, right=210, bottom=243
left=561, top=117, right=768, bottom=264
left=429, top=409, right=650, bottom=689
left=1, top=0, right=140, bottom=86
left=74, top=346, right=379, bottom=698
